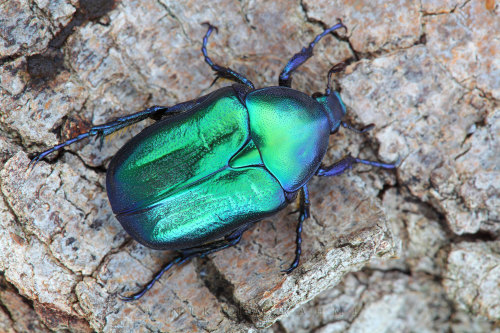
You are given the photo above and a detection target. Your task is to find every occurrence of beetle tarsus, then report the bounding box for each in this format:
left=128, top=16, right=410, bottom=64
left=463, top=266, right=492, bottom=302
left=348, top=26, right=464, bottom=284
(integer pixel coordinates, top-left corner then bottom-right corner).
left=26, top=102, right=204, bottom=171
left=27, top=132, right=92, bottom=172
left=282, top=184, right=310, bottom=274
left=120, top=227, right=248, bottom=301
left=201, top=22, right=218, bottom=34
left=279, top=20, right=347, bottom=88
left=119, top=256, right=184, bottom=302
left=201, top=22, right=255, bottom=89
left=341, top=121, right=375, bottom=134
left=317, top=154, right=398, bottom=177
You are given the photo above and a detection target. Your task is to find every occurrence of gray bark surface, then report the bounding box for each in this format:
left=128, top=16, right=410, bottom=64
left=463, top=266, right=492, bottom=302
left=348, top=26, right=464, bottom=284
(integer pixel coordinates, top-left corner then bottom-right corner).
left=0, top=0, right=498, bottom=332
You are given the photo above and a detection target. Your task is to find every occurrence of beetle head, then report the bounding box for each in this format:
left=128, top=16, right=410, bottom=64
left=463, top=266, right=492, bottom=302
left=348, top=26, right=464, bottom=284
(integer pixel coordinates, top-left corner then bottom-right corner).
left=313, top=91, right=346, bottom=134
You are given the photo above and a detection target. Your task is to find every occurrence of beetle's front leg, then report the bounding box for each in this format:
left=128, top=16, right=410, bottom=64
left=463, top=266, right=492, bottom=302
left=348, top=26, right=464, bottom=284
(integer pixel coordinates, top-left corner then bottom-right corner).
left=316, top=154, right=398, bottom=177
left=282, top=184, right=310, bottom=273
left=120, top=225, right=249, bottom=301
left=279, top=21, right=346, bottom=88
left=201, top=23, right=255, bottom=89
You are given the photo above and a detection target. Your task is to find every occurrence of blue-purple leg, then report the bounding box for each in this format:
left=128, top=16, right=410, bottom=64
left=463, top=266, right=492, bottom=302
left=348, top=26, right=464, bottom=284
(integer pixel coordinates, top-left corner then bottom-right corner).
left=279, top=21, right=346, bottom=87
left=201, top=23, right=254, bottom=89
left=119, top=225, right=249, bottom=301
left=28, top=99, right=201, bottom=170
left=316, top=155, right=398, bottom=177
left=282, top=184, right=310, bottom=273
left=341, top=121, right=375, bottom=134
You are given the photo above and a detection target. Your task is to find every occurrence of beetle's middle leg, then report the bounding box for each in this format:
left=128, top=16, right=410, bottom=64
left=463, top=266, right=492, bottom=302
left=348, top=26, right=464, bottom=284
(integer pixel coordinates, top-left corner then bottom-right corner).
left=282, top=184, right=310, bottom=273
left=120, top=225, right=249, bottom=301
left=28, top=99, right=204, bottom=170
left=316, top=154, right=398, bottom=177
left=201, top=23, right=255, bottom=89
left=279, top=21, right=346, bottom=88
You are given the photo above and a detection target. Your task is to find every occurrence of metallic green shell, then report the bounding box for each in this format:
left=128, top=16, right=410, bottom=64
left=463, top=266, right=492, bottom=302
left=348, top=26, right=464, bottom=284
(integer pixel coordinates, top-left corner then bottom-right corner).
left=245, top=87, right=331, bottom=192
left=228, top=139, right=263, bottom=168
left=115, top=167, right=286, bottom=249
left=106, top=87, right=286, bottom=250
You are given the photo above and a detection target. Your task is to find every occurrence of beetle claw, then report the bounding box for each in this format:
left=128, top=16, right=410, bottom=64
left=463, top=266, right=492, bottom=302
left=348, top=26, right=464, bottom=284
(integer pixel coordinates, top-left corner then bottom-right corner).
left=360, top=123, right=375, bottom=132
left=336, top=18, right=348, bottom=33
left=26, top=161, right=36, bottom=175
left=281, top=266, right=296, bottom=274
left=118, top=291, right=142, bottom=302
left=27, top=149, right=52, bottom=173
left=201, top=22, right=218, bottom=34
left=393, top=156, right=402, bottom=168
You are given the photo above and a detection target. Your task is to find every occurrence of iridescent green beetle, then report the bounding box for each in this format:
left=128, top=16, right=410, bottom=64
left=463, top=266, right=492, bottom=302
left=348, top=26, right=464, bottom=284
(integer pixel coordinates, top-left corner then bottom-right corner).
left=30, top=22, right=397, bottom=300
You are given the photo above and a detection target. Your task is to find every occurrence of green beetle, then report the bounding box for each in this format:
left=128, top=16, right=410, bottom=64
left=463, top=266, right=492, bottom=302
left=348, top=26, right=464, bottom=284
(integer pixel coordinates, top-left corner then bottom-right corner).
left=30, top=22, right=397, bottom=300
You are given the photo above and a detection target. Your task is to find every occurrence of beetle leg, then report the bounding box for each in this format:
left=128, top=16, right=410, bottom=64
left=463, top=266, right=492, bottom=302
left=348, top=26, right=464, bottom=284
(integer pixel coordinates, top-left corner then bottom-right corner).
left=201, top=23, right=255, bottom=89
left=279, top=20, right=347, bottom=88
left=28, top=99, right=202, bottom=170
left=282, top=184, right=310, bottom=274
left=316, top=154, right=399, bottom=177
left=119, top=226, right=249, bottom=301
left=341, top=121, right=375, bottom=134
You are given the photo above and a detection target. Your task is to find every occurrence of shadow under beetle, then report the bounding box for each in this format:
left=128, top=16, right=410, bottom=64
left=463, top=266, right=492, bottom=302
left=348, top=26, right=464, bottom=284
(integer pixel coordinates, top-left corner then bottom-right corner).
left=30, top=21, right=398, bottom=301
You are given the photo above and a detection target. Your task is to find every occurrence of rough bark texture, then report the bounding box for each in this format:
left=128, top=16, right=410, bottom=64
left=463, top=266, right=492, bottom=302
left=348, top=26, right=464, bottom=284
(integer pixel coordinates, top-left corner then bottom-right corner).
left=0, top=0, right=498, bottom=332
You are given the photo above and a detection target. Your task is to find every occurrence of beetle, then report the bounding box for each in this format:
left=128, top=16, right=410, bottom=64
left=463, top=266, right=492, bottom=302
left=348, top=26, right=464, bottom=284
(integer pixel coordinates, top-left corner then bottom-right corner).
left=30, top=21, right=397, bottom=301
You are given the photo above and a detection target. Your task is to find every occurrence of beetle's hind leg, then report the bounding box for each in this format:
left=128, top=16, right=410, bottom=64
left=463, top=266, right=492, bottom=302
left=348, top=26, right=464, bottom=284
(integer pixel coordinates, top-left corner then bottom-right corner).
left=119, top=225, right=249, bottom=301
left=282, top=184, right=310, bottom=273
left=201, top=23, right=255, bottom=89
left=28, top=99, right=201, bottom=170
left=279, top=20, right=347, bottom=88
left=316, top=154, right=399, bottom=177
